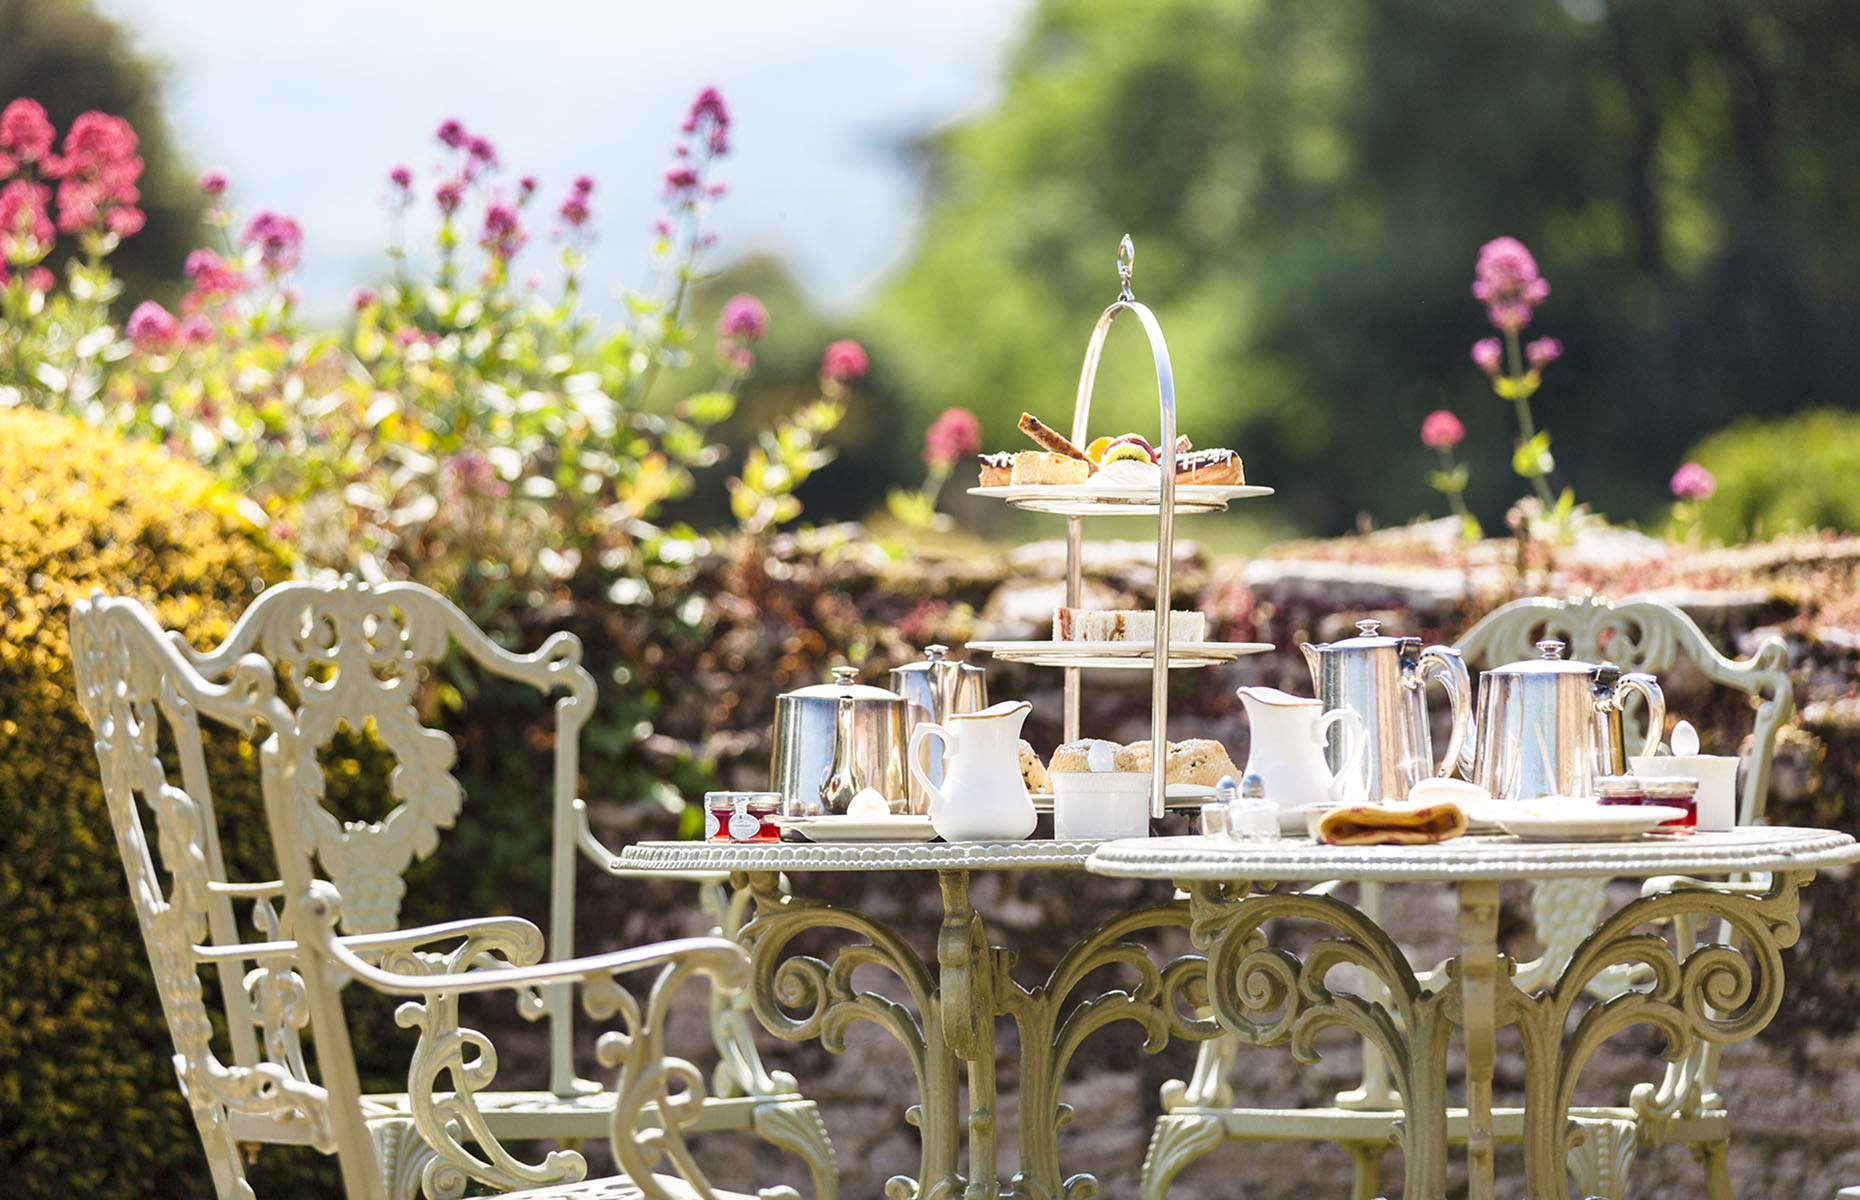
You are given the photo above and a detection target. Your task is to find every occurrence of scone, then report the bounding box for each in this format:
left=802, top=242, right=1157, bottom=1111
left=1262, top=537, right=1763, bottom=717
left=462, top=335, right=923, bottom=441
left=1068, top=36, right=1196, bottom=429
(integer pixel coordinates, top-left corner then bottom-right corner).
left=1121, top=738, right=1239, bottom=786
left=1048, top=738, right=1136, bottom=773
left=1009, top=450, right=1091, bottom=486
left=1018, top=739, right=1051, bottom=793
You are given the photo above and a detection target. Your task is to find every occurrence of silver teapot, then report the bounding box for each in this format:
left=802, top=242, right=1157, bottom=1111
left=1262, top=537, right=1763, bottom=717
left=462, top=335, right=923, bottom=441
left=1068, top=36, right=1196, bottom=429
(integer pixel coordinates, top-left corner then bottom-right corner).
left=888, top=644, right=988, bottom=810
left=1470, top=639, right=1664, bottom=801
left=771, top=667, right=909, bottom=814
left=1301, top=619, right=1473, bottom=801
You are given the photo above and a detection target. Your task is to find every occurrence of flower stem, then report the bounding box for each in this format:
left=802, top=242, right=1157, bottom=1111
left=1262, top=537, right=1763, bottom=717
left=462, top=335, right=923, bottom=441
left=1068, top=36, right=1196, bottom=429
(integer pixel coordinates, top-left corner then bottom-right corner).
left=1505, top=327, right=1555, bottom=506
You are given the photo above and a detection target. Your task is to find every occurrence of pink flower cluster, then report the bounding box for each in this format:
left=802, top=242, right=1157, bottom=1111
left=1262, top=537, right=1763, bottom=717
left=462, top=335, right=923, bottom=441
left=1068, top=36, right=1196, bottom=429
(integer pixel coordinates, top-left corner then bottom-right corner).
left=1670, top=462, right=1715, bottom=502
left=1470, top=333, right=1563, bottom=377
left=558, top=174, right=593, bottom=230
left=479, top=202, right=525, bottom=261
left=661, top=87, right=732, bottom=222
left=0, top=99, right=147, bottom=287
left=1472, top=236, right=1550, bottom=333
left=242, top=210, right=303, bottom=275
left=923, top=407, right=982, bottom=470
left=1420, top=409, right=1465, bottom=451
left=820, top=339, right=868, bottom=385
left=717, top=293, right=768, bottom=341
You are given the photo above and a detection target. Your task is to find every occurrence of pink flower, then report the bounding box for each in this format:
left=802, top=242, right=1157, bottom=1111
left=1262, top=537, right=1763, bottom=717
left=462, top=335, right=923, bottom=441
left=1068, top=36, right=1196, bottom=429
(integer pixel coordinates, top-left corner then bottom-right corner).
left=350, top=286, right=376, bottom=310
left=517, top=175, right=536, bottom=199
left=443, top=451, right=508, bottom=501
left=466, top=135, right=497, bottom=166
left=572, top=174, right=594, bottom=194
left=435, top=180, right=463, bottom=216
left=717, top=293, right=768, bottom=341
left=25, top=266, right=52, bottom=293
left=1420, top=410, right=1466, bottom=451
left=1470, top=337, right=1502, bottom=376
left=820, top=339, right=868, bottom=384
left=177, top=314, right=214, bottom=344
left=241, top=210, right=302, bottom=274
left=1472, top=236, right=1550, bottom=333
left=479, top=202, right=525, bottom=260
left=185, top=248, right=245, bottom=298
left=0, top=179, right=54, bottom=260
left=125, top=299, right=177, bottom=349
left=663, top=166, right=700, bottom=198
left=436, top=118, right=466, bottom=149
left=1670, top=462, right=1716, bottom=502
left=923, top=407, right=983, bottom=470
left=558, top=190, right=590, bottom=228
left=52, top=111, right=142, bottom=236
left=1526, top=337, right=1563, bottom=370
left=106, top=205, right=144, bottom=237
left=0, top=99, right=56, bottom=164
left=683, top=86, right=730, bottom=155
left=388, top=164, right=412, bottom=190
left=197, top=168, right=228, bottom=196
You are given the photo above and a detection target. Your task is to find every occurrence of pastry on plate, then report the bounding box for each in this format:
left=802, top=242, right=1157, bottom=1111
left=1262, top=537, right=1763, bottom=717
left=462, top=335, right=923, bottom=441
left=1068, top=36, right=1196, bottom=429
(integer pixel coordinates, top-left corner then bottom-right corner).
left=1174, top=448, right=1244, bottom=486
left=1018, top=739, right=1051, bottom=793
left=1009, top=451, right=1091, bottom=485
left=1120, top=738, right=1239, bottom=787
left=978, top=451, right=1014, bottom=487
left=1052, top=607, right=1206, bottom=643
left=1048, top=738, right=1138, bottom=774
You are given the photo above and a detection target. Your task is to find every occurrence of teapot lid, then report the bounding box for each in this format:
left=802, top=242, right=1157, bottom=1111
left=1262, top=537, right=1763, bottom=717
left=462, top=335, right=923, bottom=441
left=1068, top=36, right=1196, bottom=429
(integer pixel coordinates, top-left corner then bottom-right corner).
left=1325, top=618, right=1417, bottom=650
left=782, top=665, right=905, bottom=703
left=1490, top=639, right=1599, bottom=675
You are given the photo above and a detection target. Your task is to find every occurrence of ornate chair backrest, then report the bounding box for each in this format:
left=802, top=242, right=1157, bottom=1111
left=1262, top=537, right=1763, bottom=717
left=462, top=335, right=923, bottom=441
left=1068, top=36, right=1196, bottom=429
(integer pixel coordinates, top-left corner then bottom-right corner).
left=70, top=593, right=347, bottom=1198
left=1455, top=592, right=1793, bottom=827
left=174, top=577, right=599, bottom=1095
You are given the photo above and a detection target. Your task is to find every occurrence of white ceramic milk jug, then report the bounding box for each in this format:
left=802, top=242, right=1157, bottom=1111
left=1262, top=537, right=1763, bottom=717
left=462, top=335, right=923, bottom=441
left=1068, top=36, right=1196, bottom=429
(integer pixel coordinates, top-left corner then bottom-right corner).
left=1235, top=686, right=1368, bottom=819
left=909, top=700, right=1037, bottom=842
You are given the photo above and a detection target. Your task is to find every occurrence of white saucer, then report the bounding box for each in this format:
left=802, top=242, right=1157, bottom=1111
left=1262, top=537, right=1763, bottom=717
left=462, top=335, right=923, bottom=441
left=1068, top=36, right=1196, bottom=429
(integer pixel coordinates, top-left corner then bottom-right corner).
left=1490, top=803, right=1688, bottom=842
left=786, top=815, right=938, bottom=843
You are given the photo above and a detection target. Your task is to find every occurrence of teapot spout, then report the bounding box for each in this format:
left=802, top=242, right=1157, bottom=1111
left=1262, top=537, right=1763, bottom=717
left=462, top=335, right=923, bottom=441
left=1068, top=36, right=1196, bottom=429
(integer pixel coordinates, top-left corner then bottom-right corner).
left=1300, top=641, right=1321, bottom=680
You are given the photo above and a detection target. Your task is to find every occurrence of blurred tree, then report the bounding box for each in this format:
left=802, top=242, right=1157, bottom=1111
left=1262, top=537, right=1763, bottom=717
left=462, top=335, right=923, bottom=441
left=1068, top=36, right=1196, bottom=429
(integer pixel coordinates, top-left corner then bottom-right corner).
left=861, top=0, right=1860, bottom=534
left=0, top=0, right=201, bottom=307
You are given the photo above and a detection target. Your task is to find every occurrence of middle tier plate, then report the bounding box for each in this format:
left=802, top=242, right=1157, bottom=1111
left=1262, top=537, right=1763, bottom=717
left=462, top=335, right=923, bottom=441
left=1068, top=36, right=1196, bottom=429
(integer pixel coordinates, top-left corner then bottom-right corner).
left=968, top=639, right=1274, bottom=669
left=969, top=482, right=1273, bottom=515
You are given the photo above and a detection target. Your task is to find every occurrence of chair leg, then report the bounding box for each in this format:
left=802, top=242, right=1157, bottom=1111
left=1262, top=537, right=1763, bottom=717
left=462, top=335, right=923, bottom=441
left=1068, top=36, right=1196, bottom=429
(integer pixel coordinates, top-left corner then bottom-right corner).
left=1342, top=1140, right=1391, bottom=1200
left=1689, top=1136, right=1733, bottom=1200
left=1140, top=1112, right=1228, bottom=1200
left=372, top=1116, right=441, bottom=1200
left=752, top=1098, right=839, bottom=1200
left=1566, top=1117, right=1636, bottom=1200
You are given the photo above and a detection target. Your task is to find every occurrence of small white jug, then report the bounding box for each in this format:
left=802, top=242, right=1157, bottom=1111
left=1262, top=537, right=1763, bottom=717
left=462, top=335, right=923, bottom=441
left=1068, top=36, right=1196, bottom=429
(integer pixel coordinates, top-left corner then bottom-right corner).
left=909, top=700, right=1036, bottom=842
left=1235, top=686, right=1368, bottom=820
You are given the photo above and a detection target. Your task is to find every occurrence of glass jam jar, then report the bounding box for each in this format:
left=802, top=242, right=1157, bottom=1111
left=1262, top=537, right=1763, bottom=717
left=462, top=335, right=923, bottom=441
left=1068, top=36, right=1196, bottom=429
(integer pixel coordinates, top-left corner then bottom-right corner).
left=1595, top=775, right=1646, bottom=807
left=1637, top=776, right=1699, bottom=829
left=704, top=792, right=783, bottom=842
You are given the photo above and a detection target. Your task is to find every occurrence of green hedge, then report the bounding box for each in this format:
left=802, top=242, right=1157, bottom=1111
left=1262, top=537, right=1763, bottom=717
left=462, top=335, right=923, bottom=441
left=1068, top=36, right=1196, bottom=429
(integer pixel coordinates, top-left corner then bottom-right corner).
left=0, top=408, right=292, bottom=1195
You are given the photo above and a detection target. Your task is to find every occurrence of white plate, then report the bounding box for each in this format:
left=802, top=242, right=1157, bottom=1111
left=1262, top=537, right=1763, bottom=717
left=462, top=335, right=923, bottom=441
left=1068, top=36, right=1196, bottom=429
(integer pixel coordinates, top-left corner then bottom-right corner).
left=1490, top=803, right=1688, bottom=842
left=1031, top=785, right=1214, bottom=811
left=787, top=815, right=939, bottom=843
left=968, top=639, right=1274, bottom=669
left=969, top=483, right=1273, bottom=516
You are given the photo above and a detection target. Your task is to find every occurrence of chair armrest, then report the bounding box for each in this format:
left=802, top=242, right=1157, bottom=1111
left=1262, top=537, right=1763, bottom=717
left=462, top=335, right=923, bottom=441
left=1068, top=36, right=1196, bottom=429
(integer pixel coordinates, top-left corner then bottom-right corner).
left=573, top=797, right=731, bottom=884
left=1639, top=873, right=1771, bottom=900
left=193, top=911, right=549, bottom=972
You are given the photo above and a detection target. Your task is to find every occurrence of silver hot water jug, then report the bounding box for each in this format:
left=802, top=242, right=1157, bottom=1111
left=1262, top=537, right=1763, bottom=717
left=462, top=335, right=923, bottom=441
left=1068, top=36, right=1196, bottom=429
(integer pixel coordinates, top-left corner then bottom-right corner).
left=1300, top=619, right=1474, bottom=802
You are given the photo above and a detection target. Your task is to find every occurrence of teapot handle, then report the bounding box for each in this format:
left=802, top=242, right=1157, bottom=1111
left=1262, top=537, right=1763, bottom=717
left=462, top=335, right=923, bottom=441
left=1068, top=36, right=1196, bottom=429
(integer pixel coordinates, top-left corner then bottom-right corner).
left=1316, top=707, right=1369, bottom=805
left=1612, top=672, right=1666, bottom=760
left=908, top=723, right=952, bottom=817
left=1416, top=645, right=1475, bottom=780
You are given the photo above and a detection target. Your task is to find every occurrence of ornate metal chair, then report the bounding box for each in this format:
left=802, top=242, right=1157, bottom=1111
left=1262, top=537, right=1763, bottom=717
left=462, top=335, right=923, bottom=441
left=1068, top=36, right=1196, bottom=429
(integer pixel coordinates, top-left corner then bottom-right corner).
left=77, top=580, right=832, bottom=1198
left=72, top=590, right=795, bottom=1200
left=1141, top=593, right=1791, bottom=1200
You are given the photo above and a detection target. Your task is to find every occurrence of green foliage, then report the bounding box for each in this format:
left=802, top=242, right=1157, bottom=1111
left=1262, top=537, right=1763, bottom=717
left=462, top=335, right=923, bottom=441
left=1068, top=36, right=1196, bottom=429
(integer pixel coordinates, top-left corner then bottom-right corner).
left=1685, top=409, right=1860, bottom=541
left=865, top=0, right=1860, bottom=534
left=0, top=408, right=292, bottom=1196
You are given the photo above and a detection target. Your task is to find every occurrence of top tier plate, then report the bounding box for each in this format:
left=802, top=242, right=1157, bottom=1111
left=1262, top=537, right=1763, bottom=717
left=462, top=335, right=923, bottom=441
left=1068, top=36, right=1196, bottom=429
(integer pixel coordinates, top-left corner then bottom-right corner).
left=969, top=482, right=1273, bottom=516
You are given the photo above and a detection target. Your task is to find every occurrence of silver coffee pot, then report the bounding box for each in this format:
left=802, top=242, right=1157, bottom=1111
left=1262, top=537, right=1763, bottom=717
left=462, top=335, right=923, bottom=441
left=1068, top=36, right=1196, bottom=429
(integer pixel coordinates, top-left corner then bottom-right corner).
left=888, top=645, right=988, bottom=809
left=1470, top=639, right=1665, bottom=801
left=1300, top=619, right=1473, bottom=801
left=771, top=667, right=909, bottom=814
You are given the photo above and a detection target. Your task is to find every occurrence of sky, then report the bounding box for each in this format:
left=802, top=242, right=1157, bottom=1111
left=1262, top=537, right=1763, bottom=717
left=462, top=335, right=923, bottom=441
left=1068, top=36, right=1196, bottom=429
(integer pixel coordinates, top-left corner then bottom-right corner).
left=92, top=0, right=1037, bottom=322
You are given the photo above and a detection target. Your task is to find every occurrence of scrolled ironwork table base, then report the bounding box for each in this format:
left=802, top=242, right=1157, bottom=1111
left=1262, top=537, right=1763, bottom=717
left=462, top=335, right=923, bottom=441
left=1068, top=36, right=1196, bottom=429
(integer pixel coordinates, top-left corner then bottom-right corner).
left=614, top=840, right=1220, bottom=1200
left=1087, top=827, right=1859, bottom=1200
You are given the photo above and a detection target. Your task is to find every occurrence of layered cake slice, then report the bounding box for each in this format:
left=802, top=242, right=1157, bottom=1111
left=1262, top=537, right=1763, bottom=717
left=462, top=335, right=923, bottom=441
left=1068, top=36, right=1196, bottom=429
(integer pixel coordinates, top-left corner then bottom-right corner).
left=1052, top=607, right=1206, bottom=643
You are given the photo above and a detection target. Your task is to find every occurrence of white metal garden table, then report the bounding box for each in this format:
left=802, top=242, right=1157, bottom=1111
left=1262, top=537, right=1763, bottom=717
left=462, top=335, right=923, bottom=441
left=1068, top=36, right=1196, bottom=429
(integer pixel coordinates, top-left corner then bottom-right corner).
left=1085, top=825, right=1860, bottom=1200
left=612, top=839, right=1221, bottom=1200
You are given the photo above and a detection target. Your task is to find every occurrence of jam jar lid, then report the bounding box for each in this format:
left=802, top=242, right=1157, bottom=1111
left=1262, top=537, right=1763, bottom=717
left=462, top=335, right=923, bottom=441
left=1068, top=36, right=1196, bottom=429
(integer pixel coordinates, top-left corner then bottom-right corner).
left=1595, top=775, right=1645, bottom=798
left=1635, top=776, right=1699, bottom=801
left=705, top=791, right=782, bottom=812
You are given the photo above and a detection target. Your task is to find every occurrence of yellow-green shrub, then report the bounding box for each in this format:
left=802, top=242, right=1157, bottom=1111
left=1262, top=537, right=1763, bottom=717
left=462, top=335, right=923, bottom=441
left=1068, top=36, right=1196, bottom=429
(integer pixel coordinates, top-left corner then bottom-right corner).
left=0, top=408, right=290, bottom=1195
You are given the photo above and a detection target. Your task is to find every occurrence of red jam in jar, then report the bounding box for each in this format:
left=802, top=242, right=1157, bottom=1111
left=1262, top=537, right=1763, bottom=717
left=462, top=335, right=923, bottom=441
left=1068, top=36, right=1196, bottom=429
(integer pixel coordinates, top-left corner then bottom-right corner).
left=704, top=792, right=782, bottom=842
left=1595, top=775, right=1645, bottom=806
left=1637, top=776, right=1699, bottom=830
